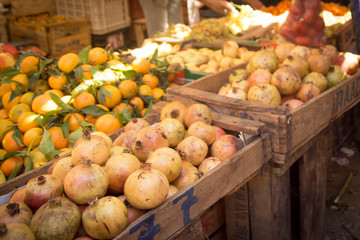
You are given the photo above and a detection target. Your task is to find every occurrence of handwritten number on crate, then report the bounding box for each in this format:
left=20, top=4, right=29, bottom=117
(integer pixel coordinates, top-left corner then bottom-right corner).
left=173, top=187, right=199, bottom=225
left=130, top=214, right=161, bottom=240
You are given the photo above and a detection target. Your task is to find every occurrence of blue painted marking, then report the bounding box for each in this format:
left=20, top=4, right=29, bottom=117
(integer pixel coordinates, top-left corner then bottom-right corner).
left=173, top=187, right=198, bottom=225
left=129, top=213, right=161, bottom=240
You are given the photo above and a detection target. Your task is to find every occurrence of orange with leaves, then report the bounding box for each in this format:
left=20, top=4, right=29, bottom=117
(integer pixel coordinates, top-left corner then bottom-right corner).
left=112, top=103, right=133, bottom=115
left=48, top=74, right=68, bottom=90
left=142, top=73, right=159, bottom=89
left=63, top=112, right=85, bottom=132
left=131, top=58, right=151, bottom=73
left=73, top=92, right=96, bottom=110
left=88, top=47, right=108, bottom=65
left=2, top=92, right=22, bottom=111
left=119, top=80, right=138, bottom=99
left=8, top=103, right=31, bottom=123
left=23, top=127, right=43, bottom=147
left=48, top=126, right=69, bottom=150
left=1, top=156, right=23, bottom=177
left=97, top=85, right=121, bottom=109
left=20, top=56, right=39, bottom=74
left=2, top=130, right=24, bottom=152
left=95, top=114, right=123, bottom=134
left=18, top=111, right=40, bottom=133
left=31, top=94, right=58, bottom=114
left=85, top=104, right=109, bottom=124
left=58, top=53, right=80, bottom=73
left=130, top=96, right=144, bottom=111
left=11, top=74, right=29, bottom=91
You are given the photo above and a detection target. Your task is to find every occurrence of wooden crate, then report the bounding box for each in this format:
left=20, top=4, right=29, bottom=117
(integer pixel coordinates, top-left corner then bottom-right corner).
left=328, top=20, right=355, bottom=52
left=0, top=102, right=271, bottom=240
left=8, top=12, right=91, bottom=58
left=165, top=65, right=360, bottom=166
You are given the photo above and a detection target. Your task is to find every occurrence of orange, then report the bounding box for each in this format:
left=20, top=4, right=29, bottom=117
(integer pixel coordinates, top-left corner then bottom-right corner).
left=130, top=96, right=144, bottom=111
left=0, top=82, right=12, bottom=98
left=31, top=94, right=58, bottom=114
left=63, top=112, right=85, bottom=132
left=2, top=92, right=22, bottom=111
left=8, top=103, right=31, bottom=123
left=20, top=92, right=35, bottom=106
left=141, top=108, right=148, bottom=116
left=48, top=74, right=67, bottom=90
left=0, top=149, right=7, bottom=159
left=48, top=126, right=69, bottom=150
left=131, top=58, right=151, bottom=73
left=85, top=104, right=109, bottom=124
left=138, top=84, right=153, bottom=96
left=2, top=130, right=24, bottom=152
left=97, top=85, right=121, bottom=109
left=0, top=119, right=13, bottom=140
left=72, top=92, right=96, bottom=110
left=95, top=114, right=122, bottom=134
left=167, top=72, right=176, bottom=82
left=80, top=64, right=93, bottom=80
left=1, top=156, right=23, bottom=177
left=58, top=53, right=80, bottom=73
left=119, top=80, right=138, bottom=99
left=112, top=103, right=133, bottom=114
left=23, top=127, right=43, bottom=147
left=44, top=89, right=64, bottom=98
left=88, top=47, right=109, bottom=65
left=24, top=148, right=47, bottom=168
left=152, top=88, right=165, bottom=101
left=142, top=73, right=159, bottom=89
left=18, top=111, right=40, bottom=133
left=11, top=74, right=29, bottom=91
left=20, top=56, right=39, bottom=74
left=31, top=79, right=49, bottom=93
left=0, top=109, right=8, bottom=119
left=170, top=82, right=181, bottom=86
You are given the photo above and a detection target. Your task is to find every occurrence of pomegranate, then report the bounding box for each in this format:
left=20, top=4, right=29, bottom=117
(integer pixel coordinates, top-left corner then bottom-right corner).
left=271, top=65, right=302, bottom=95
left=118, top=195, right=146, bottom=226
left=231, top=80, right=249, bottom=93
left=112, top=130, right=137, bottom=149
left=0, top=202, right=33, bottom=225
left=218, top=83, right=231, bottom=96
left=172, top=161, right=199, bottom=190
left=246, top=49, right=278, bottom=73
left=280, top=94, right=297, bottom=105
left=282, top=55, right=309, bottom=78
left=131, top=126, right=169, bottom=162
left=166, top=185, right=179, bottom=199
left=198, top=157, right=222, bottom=177
left=186, top=121, right=216, bottom=145
left=160, top=101, right=188, bottom=125
left=213, top=126, right=226, bottom=140
left=90, top=131, right=112, bottom=148
left=296, top=83, right=320, bottom=102
left=51, top=156, right=74, bottom=182
left=307, top=52, right=331, bottom=74
left=275, top=41, right=296, bottom=63
left=228, top=69, right=249, bottom=84
left=176, top=136, right=208, bottom=166
left=222, top=40, right=239, bottom=58
left=219, top=56, right=233, bottom=70
left=124, top=164, right=169, bottom=210
left=82, top=196, right=127, bottom=239
left=321, top=44, right=338, bottom=64
left=184, top=103, right=212, bottom=127
left=23, top=174, right=63, bottom=211
left=0, top=223, right=36, bottom=240
left=9, top=188, right=26, bottom=203
left=63, top=163, right=109, bottom=204
left=29, top=197, right=81, bottom=240
left=247, top=84, right=281, bottom=105
left=225, top=87, right=247, bottom=100
left=159, top=118, right=185, bottom=147
left=110, top=146, right=132, bottom=156
left=247, top=69, right=272, bottom=87
left=326, top=65, right=347, bottom=88
left=146, top=147, right=182, bottom=183
left=211, top=134, right=244, bottom=161
left=124, top=118, right=150, bottom=132
left=335, top=52, right=359, bottom=75
left=104, top=153, right=141, bottom=194
left=71, top=133, right=110, bottom=166
left=302, top=72, right=328, bottom=92
left=282, top=99, right=304, bottom=110
left=289, top=45, right=311, bottom=60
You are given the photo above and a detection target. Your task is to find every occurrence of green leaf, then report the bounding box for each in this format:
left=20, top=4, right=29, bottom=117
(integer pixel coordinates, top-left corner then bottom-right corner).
left=73, top=65, right=84, bottom=79
left=49, top=92, right=72, bottom=110
left=123, top=104, right=133, bottom=122
left=2, top=151, right=20, bottom=161
left=80, top=105, right=109, bottom=116
left=40, top=58, right=55, bottom=72
left=13, top=128, right=25, bottom=147
left=79, top=45, right=92, bottom=64
left=0, top=68, right=21, bottom=77
left=143, top=101, right=153, bottom=117
left=39, top=129, right=56, bottom=161
left=116, top=113, right=127, bottom=125
left=122, top=70, right=137, bottom=78
left=62, top=117, right=70, bottom=137
left=8, top=161, right=23, bottom=180
left=24, top=156, right=33, bottom=172
left=68, top=128, right=83, bottom=148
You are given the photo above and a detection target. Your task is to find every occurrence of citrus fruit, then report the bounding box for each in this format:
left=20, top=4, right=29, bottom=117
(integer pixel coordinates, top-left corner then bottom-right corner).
left=58, top=53, right=80, bottom=73
left=48, top=74, right=68, bottom=90
left=72, top=92, right=96, bottom=110
left=95, top=114, right=123, bottom=134
left=18, top=111, right=40, bottom=133
left=20, top=92, right=35, bottom=106
left=48, top=126, right=69, bottom=150
left=131, top=58, right=151, bottom=73
left=20, top=56, right=39, bottom=73
left=23, top=127, right=43, bottom=147
left=2, top=130, right=24, bottom=152
left=88, top=47, right=109, bottom=65
left=1, top=156, right=23, bottom=177
left=97, top=85, right=121, bottom=109
left=11, top=73, right=29, bottom=91
left=8, top=103, right=31, bottom=123
left=119, top=80, right=138, bottom=99
left=142, top=73, right=159, bottom=89
left=138, top=84, right=153, bottom=96
left=130, top=96, right=144, bottom=111
left=64, top=112, right=85, bottom=132
left=152, top=88, right=165, bottom=101
left=2, top=92, right=22, bottom=111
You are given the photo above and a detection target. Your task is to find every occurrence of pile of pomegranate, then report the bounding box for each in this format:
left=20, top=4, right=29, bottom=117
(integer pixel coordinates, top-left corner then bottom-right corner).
left=0, top=102, right=244, bottom=240
left=218, top=42, right=358, bottom=110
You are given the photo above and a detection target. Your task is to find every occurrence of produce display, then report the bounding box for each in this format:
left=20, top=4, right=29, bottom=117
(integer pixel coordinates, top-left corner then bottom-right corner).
left=0, top=102, right=244, bottom=239
left=0, top=45, right=180, bottom=182
left=217, top=42, right=358, bottom=108
left=13, top=13, right=68, bottom=32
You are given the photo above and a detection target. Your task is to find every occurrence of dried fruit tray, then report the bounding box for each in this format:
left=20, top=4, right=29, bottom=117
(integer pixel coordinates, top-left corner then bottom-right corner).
left=0, top=102, right=271, bottom=240
left=165, top=65, right=360, bottom=166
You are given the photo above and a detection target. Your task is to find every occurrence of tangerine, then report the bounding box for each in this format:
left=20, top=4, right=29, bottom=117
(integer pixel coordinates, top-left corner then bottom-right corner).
left=18, top=111, right=40, bottom=133
left=0, top=119, right=13, bottom=139
left=48, top=74, right=68, bottom=90
left=131, top=58, right=151, bottom=73
left=64, top=112, right=85, bottom=132
left=20, top=56, right=39, bottom=74
left=97, top=85, right=121, bottom=109
left=24, top=148, right=47, bottom=168
left=119, top=80, right=138, bottom=99
left=48, top=126, right=69, bottom=150
left=0, top=109, right=8, bottom=119
left=0, top=83, right=12, bottom=98
left=73, top=92, right=96, bottom=110
left=1, top=156, right=23, bottom=177
left=31, top=94, right=58, bottom=114
left=85, top=104, right=109, bottom=124
left=8, top=103, right=31, bottom=123
left=112, top=103, right=133, bottom=114
left=20, top=92, right=35, bottom=106
left=88, top=47, right=109, bottom=65
left=23, top=127, right=43, bottom=147
left=58, top=53, right=80, bottom=73
left=95, top=114, right=123, bottom=134
left=2, top=92, right=22, bottom=111
left=2, top=130, right=24, bottom=152
left=130, top=96, right=144, bottom=111
left=142, top=73, right=159, bottom=89
left=138, top=84, right=153, bottom=96
left=11, top=74, right=29, bottom=91
left=152, top=87, right=165, bottom=101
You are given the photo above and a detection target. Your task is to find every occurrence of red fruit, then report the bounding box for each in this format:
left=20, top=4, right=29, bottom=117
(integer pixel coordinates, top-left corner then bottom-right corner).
left=293, top=21, right=307, bottom=36
left=295, top=36, right=311, bottom=46
left=279, top=24, right=295, bottom=41
left=307, top=28, right=319, bottom=38
left=289, top=2, right=304, bottom=17
left=1, top=44, right=18, bottom=57
left=212, top=126, right=226, bottom=140
left=314, top=16, right=325, bottom=32
left=304, top=9, right=316, bottom=24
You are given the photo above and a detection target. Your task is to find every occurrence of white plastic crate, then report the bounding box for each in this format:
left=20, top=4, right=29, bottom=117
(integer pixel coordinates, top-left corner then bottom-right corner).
left=55, top=0, right=131, bottom=35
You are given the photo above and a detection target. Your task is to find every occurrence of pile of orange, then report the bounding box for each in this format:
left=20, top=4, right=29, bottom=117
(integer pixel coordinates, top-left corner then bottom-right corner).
left=0, top=45, right=178, bottom=181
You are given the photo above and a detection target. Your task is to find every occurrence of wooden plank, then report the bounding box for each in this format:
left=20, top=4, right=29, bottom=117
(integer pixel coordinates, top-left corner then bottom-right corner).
left=169, top=217, right=204, bottom=240
left=49, top=32, right=91, bottom=57
left=46, top=17, right=90, bottom=39
left=200, top=199, right=225, bottom=237
left=248, top=165, right=292, bottom=240
left=114, top=136, right=269, bottom=240
left=224, top=185, right=250, bottom=240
